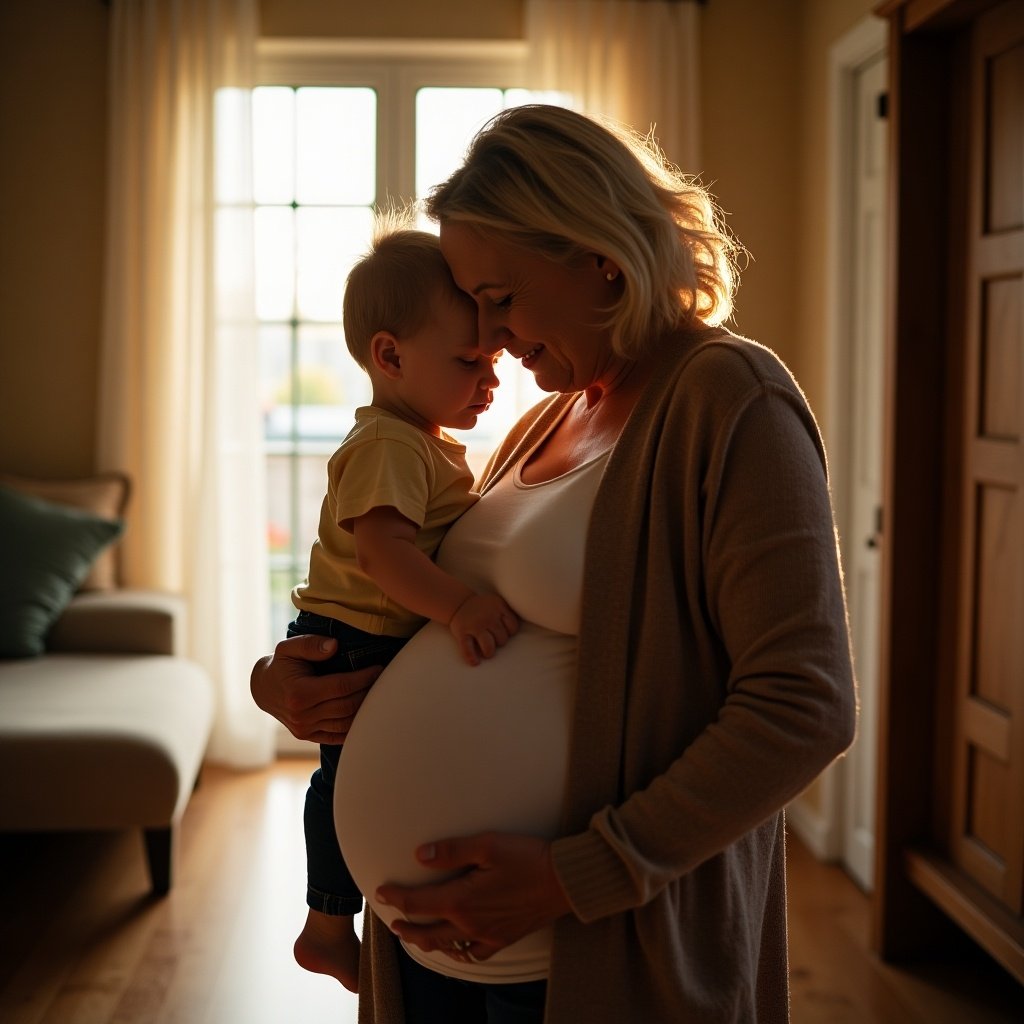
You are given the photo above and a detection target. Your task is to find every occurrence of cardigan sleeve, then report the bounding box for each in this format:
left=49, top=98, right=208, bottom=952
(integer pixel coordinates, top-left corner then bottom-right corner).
left=552, top=357, right=857, bottom=922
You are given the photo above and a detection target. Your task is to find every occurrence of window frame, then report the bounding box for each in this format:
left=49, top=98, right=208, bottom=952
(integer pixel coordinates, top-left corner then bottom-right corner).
left=256, top=38, right=532, bottom=211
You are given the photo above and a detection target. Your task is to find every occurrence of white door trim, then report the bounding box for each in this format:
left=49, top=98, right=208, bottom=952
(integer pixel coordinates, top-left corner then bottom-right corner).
left=788, top=14, right=887, bottom=869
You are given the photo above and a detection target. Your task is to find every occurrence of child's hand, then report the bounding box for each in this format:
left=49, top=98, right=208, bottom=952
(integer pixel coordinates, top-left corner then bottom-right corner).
left=448, top=593, right=520, bottom=666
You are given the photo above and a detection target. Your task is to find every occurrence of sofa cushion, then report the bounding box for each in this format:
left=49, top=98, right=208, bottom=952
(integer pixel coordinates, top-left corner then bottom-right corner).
left=0, top=486, right=124, bottom=658
left=47, top=590, right=186, bottom=657
left=0, top=653, right=213, bottom=827
left=0, top=472, right=131, bottom=591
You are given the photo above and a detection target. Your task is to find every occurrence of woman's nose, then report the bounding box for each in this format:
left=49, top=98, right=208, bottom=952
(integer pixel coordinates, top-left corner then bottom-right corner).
left=477, top=307, right=511, bottom=355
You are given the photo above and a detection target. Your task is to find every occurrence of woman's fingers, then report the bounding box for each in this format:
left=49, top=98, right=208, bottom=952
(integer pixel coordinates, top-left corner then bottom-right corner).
left=251, top=636, right=383, bottom=742
left=376, top=833, right=570, bottom=955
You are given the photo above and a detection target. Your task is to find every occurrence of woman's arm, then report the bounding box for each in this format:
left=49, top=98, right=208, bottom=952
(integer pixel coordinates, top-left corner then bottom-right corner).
left=552, top=375, right=857, bottom=922
left=250, top=633, right=382, bottom=745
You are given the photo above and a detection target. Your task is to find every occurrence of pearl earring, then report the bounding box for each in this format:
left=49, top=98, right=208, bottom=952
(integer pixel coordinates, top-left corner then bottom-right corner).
left=606, top=272, right=615, bottom=282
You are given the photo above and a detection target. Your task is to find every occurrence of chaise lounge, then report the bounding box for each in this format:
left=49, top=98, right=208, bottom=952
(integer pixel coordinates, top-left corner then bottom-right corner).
left=0, top=473, right=213, bottom=894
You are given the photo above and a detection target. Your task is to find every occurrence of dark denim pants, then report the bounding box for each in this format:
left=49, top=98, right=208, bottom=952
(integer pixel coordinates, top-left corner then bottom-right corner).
left=288, top=609, right=407, bottom=915
left=397, top=947, right=547, bottom=1024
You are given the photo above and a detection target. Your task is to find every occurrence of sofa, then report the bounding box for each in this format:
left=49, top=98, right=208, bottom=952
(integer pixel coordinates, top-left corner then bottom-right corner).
left=0, top=473, right=214, bottom=894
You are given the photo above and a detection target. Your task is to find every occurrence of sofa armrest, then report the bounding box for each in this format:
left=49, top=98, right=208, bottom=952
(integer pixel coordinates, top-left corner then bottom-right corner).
left=46, top=590, right=188, bottom=657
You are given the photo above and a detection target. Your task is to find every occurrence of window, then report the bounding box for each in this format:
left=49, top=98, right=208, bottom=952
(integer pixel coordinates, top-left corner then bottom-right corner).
left=245, top=41, right=567, bottom=642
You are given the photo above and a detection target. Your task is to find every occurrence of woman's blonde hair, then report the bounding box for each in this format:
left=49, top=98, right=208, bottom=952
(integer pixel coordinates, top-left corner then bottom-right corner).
left=425, top=104, right=743, bottom=357
left=343, top=212, right=457, bottom=370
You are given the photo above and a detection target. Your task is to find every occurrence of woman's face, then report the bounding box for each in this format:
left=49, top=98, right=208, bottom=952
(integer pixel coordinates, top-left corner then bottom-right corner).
left=439, top=220, right=623, bottom=395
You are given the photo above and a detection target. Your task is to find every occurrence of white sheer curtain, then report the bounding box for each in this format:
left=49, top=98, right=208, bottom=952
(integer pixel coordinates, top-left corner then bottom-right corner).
left=525, top=0, right=702, bottom=172
left=99, top=0, right=273, bottom=767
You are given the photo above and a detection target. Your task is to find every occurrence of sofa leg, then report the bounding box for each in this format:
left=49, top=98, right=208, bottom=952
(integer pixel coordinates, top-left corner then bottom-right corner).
left=144, top=826, right=174, bottom=895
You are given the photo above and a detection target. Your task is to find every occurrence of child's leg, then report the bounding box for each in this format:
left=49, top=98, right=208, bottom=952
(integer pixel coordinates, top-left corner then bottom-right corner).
left=295, top=742, right=364, bottom=991
left=288, top=614, right=406, bottom=989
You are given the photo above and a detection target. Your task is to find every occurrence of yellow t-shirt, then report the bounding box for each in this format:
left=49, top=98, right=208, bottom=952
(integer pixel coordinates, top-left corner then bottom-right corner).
left=292, top=406, right=477, bottom=637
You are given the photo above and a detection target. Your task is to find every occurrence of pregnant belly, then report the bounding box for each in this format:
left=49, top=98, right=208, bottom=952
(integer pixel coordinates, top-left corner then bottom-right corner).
left=334, top=620, right=575, bottom=982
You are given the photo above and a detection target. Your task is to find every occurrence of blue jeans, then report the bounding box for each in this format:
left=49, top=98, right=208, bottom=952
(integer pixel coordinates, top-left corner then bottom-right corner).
left=288, top=610, right=407, bottom=916
left=397, top=947, right=547, bottom=1023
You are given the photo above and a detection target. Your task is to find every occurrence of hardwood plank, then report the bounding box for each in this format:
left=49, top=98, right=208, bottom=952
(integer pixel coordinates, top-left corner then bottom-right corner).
left=0, top=831, right=154, bottom=1024
left=788, top=830, right=1021, bottom=1023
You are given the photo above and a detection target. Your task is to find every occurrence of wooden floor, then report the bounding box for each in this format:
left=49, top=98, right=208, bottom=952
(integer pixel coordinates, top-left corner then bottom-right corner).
left=0, top=758, right=1020, bottom=1023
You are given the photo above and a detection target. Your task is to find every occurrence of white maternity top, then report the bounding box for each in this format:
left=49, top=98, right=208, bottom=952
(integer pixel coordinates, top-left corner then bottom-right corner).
left=334, top=430, right=609, bottom=983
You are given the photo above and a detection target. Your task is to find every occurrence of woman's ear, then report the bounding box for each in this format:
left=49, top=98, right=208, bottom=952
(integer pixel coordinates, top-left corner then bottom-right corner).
left=595, top=255, right=622, bottom=283
left=370, top=331, right=402, bottom=379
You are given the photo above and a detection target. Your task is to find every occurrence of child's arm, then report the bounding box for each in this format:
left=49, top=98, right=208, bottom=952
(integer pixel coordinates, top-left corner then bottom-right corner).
left=352, top=505, right=519, bottom=667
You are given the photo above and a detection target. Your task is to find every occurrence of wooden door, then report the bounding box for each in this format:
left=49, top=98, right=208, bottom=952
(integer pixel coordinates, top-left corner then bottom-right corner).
left=948, top=0, right=1024, bottom=916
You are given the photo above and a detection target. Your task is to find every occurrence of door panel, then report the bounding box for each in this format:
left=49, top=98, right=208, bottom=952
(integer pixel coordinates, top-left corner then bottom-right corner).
left=950, top=1, right=1024, bottom=915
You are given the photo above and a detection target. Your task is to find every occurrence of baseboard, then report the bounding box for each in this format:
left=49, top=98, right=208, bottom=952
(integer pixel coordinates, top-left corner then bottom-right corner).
left=787, top=794, right=841, bottom=862
left=274, top=727, right=319, bottom=757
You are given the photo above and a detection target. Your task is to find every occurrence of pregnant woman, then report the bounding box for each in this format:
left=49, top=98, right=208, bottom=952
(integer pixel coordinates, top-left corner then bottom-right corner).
left=251, top=104, right=856, bottom=1024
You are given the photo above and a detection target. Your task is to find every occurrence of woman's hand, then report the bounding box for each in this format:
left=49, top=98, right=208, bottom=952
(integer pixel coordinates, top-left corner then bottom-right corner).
left=250, top=633, right=381, bottom=744
left=376, top=832, right=573, bottom=962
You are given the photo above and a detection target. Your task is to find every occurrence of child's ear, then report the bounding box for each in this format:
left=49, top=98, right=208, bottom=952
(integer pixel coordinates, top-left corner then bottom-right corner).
left=370, top=331, right=402, bottom=379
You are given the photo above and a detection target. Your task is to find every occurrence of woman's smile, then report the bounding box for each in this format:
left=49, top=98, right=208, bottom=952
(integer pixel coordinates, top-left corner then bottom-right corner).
left=518, top=345, right=543, bottom=368
left=440, top=220, right=619, bottom=396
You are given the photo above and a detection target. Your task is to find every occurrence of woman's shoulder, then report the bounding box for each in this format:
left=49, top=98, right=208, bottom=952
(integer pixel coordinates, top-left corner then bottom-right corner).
left=673, top=330, right=800, bottom=393
left=645, top=329, right=809, bottom=422
left=627, top=329, right=821, bottom=458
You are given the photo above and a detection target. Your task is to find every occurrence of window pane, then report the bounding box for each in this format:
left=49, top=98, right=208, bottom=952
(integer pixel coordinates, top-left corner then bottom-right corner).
left=503, top=88, right=572, bottom=110
left=215, top=87, right=253, bottom=203
left=253, top=87, right=295, bottom=204
left=265, top=454, right=294, bottom=559
left=460, top=357, right=545, bottom=477
left=297, top=451, right=331, bottom=569
left=255, top=207, right=295, bottom=321
left=415, top=87, right=504, bottom=198
left=270, top=567, right=299, bottom=642
left=297, top=323, right=371, bottom=435
left=296, top=206, right=374, bottom=322
left=296, top=87, right=376, bottom=205
left=299, top=325, right=372, bottom=413
left=259, top=324, right=293, bottom=441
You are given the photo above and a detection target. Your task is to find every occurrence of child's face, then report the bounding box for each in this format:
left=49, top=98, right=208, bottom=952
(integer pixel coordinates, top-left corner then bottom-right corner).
left=395, top=288, right=501, bottom=433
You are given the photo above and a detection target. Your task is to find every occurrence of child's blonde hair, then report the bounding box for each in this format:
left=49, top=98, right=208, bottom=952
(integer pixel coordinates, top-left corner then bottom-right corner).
left=343, top=215, right=458, bottom=370
left=425, top=104, right=744, bottom=357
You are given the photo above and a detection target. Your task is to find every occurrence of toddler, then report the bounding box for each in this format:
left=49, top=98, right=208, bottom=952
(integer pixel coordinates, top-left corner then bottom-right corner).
left=289, top=223, right=519, bottom=991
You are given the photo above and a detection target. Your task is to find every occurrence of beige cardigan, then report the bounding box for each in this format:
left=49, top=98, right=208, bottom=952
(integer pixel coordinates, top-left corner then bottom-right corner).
left=359, top=331, right=856, bottom=1022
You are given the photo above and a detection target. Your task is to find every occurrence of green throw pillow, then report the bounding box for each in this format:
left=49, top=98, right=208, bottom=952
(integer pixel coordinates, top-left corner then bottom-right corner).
left=0, top=484, right=124, bottom=657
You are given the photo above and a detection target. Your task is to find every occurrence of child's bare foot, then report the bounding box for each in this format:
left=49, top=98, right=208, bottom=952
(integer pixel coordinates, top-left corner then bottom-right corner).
left=294, top=909, right=360, bottom=992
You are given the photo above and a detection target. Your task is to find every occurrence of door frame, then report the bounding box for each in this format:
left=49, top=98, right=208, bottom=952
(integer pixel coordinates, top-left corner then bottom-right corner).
left=786, top=13, right=888, bottom=867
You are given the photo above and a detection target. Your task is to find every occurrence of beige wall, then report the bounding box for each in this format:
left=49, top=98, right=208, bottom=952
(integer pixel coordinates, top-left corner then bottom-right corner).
left=700, top=0, right=803, bottom=370
left=0, top=0, right=880, bottom=483
left=259, top=0, right=522, bottom=39
left=0, top=0, right=108, bottom=477
left=796, top=0, right=881, bottom=413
